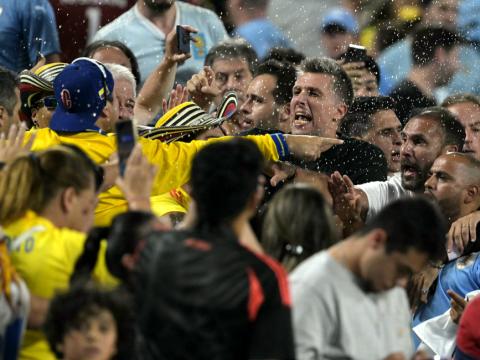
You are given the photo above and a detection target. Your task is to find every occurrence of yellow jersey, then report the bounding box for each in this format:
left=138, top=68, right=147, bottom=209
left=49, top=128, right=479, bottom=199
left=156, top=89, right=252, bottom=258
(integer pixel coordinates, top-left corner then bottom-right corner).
left=26, top=129, right=281, bottom=226
left=4, top=211, right=117, bottom=360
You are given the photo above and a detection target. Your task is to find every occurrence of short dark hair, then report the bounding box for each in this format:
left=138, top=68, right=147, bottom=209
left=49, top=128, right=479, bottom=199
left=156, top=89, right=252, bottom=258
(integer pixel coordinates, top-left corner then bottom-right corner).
left=0, top=66, right=19, bottom=115
left=441, top=93, right=480, bottom=108
left=82, top=40, right=141, bottom=87
left=412, top=27, right=460, bottom=66
left=340, top=96, right=396, bottom=137
left=191, top=138, right=263, bottom=229
left=264, top=47, right=306, bottom=65
left=359, top=197, right=447, bottom=261
left=205, top=39, right=258, bottom=75
left=106, top=211, right=157, bottom=281
left=255, top=59, right=296, bottom=105
left=410, top=106, right=465, bottom=149
left=44, top=284, right=136, bottom=360
left=298, top=57, right=354, bottom=107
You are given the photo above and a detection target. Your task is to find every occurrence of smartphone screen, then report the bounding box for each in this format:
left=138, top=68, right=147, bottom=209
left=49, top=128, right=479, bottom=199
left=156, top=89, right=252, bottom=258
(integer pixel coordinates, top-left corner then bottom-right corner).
left=176, top=25, right=190, bottom=54
left=115, top=119, right=137, bottom=176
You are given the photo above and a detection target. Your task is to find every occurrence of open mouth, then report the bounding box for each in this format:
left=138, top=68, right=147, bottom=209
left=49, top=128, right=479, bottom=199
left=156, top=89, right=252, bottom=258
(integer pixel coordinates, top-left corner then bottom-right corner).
left=401, top=164, right=419, bottom=178
left=293, top=112, right=313, bottom=127
left=391, top=150, right=400, bottom=162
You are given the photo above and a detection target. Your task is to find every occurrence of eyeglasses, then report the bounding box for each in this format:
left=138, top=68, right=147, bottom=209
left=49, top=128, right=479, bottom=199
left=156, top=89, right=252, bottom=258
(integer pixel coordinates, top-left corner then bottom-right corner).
left=33, top=96, right=57, bottom=110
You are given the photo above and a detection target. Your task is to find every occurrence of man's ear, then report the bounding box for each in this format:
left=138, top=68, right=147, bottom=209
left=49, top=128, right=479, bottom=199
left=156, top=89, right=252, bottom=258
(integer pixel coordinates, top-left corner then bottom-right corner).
left=278, top=104, right=290, bottom=123
left=0, top=106, right=6, bottom=121
left=465, top=185, right=480, bottom=204
left=31, top=108, right=40, bottom=126
left=60, top=187, right=77, bottom=214
left=334, top=102, right=348, bottom=123
left=366, top=228, right=387, bottom=250
left=443, top=144, right=459, bottom=153
left=100, top=101, right=111, bottom=119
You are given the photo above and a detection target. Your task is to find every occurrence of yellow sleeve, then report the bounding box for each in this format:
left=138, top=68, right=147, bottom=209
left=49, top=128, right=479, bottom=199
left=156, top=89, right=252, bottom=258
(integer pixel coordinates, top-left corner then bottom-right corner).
left=151, top=191, right=188, bottom=217
left=26, top=128, right=62, bottom=151
left=140, top=134, right=280, bottom=195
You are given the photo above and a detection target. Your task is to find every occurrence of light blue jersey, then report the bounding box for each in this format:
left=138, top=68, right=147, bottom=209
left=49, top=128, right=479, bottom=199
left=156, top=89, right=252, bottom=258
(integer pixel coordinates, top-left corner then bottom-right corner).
left=413, top=252, right=480, bottom=347
left=0, top=0, right=60, bottom=72
left=377, top=38, right=480, bottom=100
left=92, top=1, right=228, bottom=86
left=235, top=19, right=291, bottom=59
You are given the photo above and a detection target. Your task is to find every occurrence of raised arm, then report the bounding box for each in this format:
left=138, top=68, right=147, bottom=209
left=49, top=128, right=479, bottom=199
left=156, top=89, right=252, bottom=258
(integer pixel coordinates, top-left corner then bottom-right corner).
left=134, top=25, right=198, bottom=125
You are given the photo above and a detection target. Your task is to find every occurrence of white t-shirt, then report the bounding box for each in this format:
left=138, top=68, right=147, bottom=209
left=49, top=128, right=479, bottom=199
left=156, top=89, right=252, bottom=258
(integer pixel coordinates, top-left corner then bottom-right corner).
left=356, top=172, right=413, bottom=221
left=92, top=2, right=228, bottom=85
left=290, top=251, right=414, bottom=360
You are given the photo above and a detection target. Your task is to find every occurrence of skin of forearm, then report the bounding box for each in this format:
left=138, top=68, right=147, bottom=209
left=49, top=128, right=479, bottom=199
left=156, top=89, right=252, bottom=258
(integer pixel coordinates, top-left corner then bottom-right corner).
left=134, top=59, right=177, bottom=125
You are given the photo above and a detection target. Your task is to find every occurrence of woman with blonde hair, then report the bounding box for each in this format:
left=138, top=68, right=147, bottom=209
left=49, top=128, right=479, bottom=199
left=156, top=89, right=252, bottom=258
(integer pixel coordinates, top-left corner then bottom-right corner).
left=262, top=183, right=339, bottom=272
left=0, top=144, right=154, bottom=360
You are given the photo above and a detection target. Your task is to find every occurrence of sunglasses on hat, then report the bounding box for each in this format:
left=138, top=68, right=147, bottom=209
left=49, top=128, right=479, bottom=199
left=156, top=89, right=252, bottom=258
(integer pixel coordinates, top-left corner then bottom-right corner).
left=34, top=96, right=58, bottom=110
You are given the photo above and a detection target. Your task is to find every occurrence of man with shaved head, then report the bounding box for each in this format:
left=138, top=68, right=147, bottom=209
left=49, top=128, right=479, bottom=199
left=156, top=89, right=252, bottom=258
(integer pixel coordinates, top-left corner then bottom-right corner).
left=424, top=153, right=480, bottom=227
left=413, top=152, right=480, bottom=350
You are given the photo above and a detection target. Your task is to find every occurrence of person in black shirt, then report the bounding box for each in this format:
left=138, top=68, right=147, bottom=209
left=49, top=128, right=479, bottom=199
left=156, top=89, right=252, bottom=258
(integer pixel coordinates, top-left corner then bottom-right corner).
left=135, top=139, right=295, bottom=360
left=290, top=57, right=388, bottom=184
left=390, top=27, right=461, bottom=125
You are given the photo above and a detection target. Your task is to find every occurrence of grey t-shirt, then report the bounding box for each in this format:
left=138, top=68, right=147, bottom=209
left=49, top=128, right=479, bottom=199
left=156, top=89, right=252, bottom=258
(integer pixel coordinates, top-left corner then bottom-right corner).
left=290, top=251, right=413, bottom=360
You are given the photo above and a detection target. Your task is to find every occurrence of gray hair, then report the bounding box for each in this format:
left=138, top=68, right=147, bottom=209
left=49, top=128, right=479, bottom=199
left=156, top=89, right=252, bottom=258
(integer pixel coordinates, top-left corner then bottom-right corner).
left=104, top=63, right=137, bottom=97
left=0, top=67, right=18, bottom=115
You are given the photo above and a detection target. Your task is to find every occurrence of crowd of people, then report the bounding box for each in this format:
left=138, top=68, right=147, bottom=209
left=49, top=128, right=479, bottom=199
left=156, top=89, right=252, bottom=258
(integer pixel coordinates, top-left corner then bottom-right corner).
left=1, top=0, right=480, bottom=359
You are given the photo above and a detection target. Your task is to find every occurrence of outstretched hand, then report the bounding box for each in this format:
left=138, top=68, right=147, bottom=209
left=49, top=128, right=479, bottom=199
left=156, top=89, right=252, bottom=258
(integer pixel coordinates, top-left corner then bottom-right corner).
left=285, top=135, right=343, bottom=161
left=328, top=171, right=364, bottom=237
left=447, top=211, right=480, bottom=255
left=186, top=66, right=221, bottom=110
left=162, top=84, right=189, bottom=113
left=165, top=25, right=198, bottom=64
left=0, top=124, right=35, bottom=164
left=264, top=161, right=296, bottom=187
left=328, top=172, right=360, bottom=222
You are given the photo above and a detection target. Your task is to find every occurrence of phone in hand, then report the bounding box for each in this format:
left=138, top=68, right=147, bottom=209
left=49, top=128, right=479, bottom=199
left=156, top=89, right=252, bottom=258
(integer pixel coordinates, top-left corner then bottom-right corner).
left=176, top=25, right=191, bottom=54
left=344, top=44, right=367, bottom=63
left=115, top=119, right=137, bottom=176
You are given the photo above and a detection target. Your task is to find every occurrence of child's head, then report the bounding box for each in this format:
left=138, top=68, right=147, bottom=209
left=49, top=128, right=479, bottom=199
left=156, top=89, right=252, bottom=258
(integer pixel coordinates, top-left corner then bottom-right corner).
left=44, top=284, right=135, bottom=360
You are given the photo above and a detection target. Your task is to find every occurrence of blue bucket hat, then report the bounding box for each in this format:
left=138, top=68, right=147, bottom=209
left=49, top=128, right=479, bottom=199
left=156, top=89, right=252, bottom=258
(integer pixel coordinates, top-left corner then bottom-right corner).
left=321, top=7, right=359, bottom=34
left=49, top=57, right=114, bottom=132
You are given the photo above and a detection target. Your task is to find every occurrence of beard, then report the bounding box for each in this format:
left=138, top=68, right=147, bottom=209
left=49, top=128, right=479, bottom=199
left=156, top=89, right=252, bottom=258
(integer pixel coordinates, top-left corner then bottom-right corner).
left=144, top=0, right=175, bottom=13
left=400, top=161, right=430, bottom=192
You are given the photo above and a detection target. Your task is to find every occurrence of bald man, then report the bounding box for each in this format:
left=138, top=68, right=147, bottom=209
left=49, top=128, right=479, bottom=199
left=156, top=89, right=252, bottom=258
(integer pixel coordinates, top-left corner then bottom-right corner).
left=424, top=153, right=480, bottom=225
left=413, top=152, right=480, bottom=349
